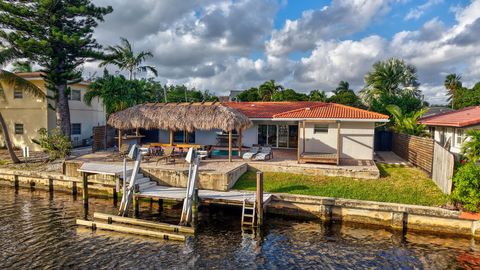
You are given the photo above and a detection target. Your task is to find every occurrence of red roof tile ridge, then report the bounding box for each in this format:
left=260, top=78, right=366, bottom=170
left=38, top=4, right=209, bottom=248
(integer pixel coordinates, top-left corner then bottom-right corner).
left=419, top=105, right=480, bottom=121
left=331, top=103, right=389, bottom=119
left=272, top=103, right=328, bottom=118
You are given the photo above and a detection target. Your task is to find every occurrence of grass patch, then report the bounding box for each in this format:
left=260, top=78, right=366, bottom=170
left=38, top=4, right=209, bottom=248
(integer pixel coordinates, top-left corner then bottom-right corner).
left=233, top=164, right=448, bottom=207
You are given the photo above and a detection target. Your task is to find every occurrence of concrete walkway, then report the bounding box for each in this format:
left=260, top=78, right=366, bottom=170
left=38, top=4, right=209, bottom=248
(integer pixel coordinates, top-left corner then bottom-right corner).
left=374, top=151, right=410, bottom=165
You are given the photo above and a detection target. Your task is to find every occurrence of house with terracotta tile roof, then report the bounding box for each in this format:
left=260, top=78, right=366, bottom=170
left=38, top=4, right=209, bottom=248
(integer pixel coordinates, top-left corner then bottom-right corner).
left=157, top=101, right=389, bottom=162
left=419, top=106, right=480, bottom=155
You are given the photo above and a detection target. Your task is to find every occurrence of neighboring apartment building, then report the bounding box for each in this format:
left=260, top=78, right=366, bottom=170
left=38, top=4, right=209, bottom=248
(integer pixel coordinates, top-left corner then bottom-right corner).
left=419, top=106, right=480, bottom=155
left=0, top=72, right=106, bottom=151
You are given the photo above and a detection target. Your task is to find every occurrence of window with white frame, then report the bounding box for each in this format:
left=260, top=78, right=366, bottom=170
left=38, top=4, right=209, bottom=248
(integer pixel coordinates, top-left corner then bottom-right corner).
left=69, top=89, right=81, bottom=101
left=14, top=123, right=24, bottom=134
left=313, top=124, right=329, bottom=134
left=456, top=129, right=466, bottom=146
left=13, top=88, right=23, bottom=99
left=71, top=123, right=81, bottom=135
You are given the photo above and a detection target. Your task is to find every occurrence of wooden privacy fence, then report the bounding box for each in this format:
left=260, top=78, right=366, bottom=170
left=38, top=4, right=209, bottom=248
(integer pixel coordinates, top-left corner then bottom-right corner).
left=432, top=142, right=454, bottom=194
left=392, top=133, right=434, bottom=174
left=392, top=133, right=454, bottom=194
left=92, top=125, right=116, bottom=152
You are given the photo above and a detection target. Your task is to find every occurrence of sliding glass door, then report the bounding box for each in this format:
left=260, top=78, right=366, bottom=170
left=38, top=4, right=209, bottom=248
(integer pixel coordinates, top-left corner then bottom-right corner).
left=258, top=124, right=298, bottom=148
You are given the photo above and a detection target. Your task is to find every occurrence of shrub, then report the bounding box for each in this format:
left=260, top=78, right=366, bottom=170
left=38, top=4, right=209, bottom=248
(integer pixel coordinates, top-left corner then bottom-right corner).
left=33, top=128, right=72, bottom=160
left=451, top=162, right=480, bottom=212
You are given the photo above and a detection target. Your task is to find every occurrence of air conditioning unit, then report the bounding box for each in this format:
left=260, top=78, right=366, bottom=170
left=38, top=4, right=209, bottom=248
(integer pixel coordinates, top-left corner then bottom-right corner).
left=72, top=135, right=82, bottom=147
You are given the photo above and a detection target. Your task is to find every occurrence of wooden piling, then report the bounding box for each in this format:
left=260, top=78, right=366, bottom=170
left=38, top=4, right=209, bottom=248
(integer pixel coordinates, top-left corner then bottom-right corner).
left=48, top=178, right=54, bottom=193
left=82, top=173, right=88, bottom=207
left=133, top=196, right=139, bottom=218
left=113, top=188, right=118, bottom=206
left=158, top=199, right=164, bottom=212
left=192, top=188, right=199, bottom=228
left=256, top=171, right=264, bottom=226
left=72, top=181, right=78, bottom=196
left=14, top=175, right=19, bottom=190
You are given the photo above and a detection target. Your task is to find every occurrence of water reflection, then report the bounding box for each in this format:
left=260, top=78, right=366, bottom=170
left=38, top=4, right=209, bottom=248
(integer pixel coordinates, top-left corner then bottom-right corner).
left=0, top=185, right=478, bottom=269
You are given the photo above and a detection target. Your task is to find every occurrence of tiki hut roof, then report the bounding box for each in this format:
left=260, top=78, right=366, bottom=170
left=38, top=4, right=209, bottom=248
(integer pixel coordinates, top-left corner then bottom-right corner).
left=107, top=102, right=252, bottom=132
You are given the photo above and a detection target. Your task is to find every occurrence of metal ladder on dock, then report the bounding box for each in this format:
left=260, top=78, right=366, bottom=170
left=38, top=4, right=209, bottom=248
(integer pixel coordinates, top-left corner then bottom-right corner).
left=241, top=193, right=256, bottom=227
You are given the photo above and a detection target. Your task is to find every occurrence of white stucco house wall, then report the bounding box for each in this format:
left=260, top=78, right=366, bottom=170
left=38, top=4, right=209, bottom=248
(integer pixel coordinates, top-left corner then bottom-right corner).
left=419, top=106, right=480, bottom=156
left=154, top=102, right=389, bottom=161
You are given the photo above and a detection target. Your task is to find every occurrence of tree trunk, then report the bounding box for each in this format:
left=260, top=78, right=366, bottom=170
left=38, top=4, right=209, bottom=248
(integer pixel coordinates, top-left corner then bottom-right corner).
left=0, top=112, right=21, bottom=163
left=56, top=84, right=72, bottom=139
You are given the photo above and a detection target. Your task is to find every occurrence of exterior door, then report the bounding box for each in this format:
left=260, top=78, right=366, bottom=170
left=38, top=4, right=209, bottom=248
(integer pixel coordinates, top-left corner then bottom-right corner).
left=288, top=125, right=298, bottom=148
left=278, top=125, right=288, bottom=147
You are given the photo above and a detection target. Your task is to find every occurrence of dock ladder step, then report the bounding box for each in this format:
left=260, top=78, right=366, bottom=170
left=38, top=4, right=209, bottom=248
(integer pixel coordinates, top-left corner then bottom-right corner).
left=241, top=193, right=256, bottom=227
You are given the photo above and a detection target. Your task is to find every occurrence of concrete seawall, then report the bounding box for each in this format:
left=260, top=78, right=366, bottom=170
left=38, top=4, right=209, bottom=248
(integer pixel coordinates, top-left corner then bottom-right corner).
left=0, top=168, right=478, bottom=239
left=268, top=193, right=479, bottom=239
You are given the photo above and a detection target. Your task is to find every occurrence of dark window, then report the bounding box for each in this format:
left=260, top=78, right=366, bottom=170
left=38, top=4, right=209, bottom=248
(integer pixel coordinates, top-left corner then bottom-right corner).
left=14, top=123, right=24, bottom=135
left=14, top=89, right=23, bottom=99
left=71, top=123, right=81, bottom=135
left=69, top=89, right=81, bottom=101
left=174, top=131, right=195, bottom=143
left=313, top=124, right=329, bottom=134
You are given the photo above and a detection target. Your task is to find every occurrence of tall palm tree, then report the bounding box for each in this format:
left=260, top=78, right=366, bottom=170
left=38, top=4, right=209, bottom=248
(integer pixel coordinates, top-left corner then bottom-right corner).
left=100, top=37, right=158, bottom=80
left=334, top=81, right=351, bottom=94
left=444, top=73, right=462, bottom=109
left=258, top=80, right=284, bottom=101
left=360, top=58, right=420, bottom=106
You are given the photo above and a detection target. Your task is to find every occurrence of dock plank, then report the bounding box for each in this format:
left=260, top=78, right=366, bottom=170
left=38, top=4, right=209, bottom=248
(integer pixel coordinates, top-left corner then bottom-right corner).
left=137, top=185, right=272, bottom=206
left=77, top=162, right=132, bottom=176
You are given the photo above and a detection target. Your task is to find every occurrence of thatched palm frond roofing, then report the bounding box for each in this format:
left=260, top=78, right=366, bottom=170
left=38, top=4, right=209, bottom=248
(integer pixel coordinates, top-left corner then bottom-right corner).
left=107, top=102, right=252, bottom=132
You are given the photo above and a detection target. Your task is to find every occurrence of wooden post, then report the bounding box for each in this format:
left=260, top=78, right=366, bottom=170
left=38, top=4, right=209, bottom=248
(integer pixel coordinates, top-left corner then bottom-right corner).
left=133, top=196, right=139, bottom=218
left=118, top=129, right=123, bottom=148
left=192, top=188, right=199, bottom=228
left=297, top=122, right=301, bottom=163
left=185, top=131, right=190, bottom=144
left=113, top=188, right=118, bottom=206
left=82, top=172, right=88, bottom=207
left=48, top=178, right=54, bottom=193
left=14, top=175, right=19, bottom=190
left=256, top=171, right=264, bottom=226
left=158, top=199, right=164, bottom=213
left=238, top=128, right=242, bottom=158
left=302, top=121, right=306, bottom=153
left=336, top=121, right=341, bottom=165
left=228, top=130, right=233, bottom=162
left=135, top=128, right=140, bottom=136
left=72, top=181, right=78, bottom=196
left=169, top=129, right=174, bottom=146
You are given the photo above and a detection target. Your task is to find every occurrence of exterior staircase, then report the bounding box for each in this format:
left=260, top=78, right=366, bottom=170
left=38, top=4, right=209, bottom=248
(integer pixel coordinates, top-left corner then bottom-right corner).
left=241, top=194, right=256, bottom=227
left=125, top=173, right=157, bottom=192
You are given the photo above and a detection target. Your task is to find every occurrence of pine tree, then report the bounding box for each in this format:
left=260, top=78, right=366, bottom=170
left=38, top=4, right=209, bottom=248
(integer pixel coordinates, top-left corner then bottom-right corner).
left=0, top=0, right=112, bottom=138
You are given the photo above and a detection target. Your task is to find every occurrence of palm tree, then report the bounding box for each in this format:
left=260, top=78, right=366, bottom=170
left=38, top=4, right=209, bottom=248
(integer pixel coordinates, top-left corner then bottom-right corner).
left=258, top=80, right=284, bottom=101
left=100, top=37, right=158, bottom=80
left=461, top=129, right=480, bottom=163
left=308, top=90, right=327, bottom=101
left=334, top=81, right=351, bottom=94
left=0, top=70, right=45, bottom=163
left=444, top=73, right=462, bottom=109
left=386, top=104, right=428, bottom=136
left=360, top=58, right=420, bottom=106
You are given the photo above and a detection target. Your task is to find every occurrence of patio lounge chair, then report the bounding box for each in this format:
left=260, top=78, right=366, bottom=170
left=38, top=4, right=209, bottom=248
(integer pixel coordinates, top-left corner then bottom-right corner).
left=252, top=146, right=273, bottom=161
left=155, top=146, right=177, bottom=165
left=242, top=146, right=260, bottom=160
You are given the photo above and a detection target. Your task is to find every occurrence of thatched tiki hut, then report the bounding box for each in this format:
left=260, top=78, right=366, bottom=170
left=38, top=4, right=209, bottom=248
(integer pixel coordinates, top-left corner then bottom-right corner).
left=107, top=102, right=252, bottom=161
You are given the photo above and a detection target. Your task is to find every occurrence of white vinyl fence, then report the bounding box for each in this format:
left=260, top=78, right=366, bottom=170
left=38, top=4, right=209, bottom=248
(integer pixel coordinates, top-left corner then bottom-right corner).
left=431, top=142, right=455, bottom=194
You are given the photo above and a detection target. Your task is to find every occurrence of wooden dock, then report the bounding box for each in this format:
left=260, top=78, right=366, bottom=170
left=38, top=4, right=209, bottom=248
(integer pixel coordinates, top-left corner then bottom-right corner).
left=136, top=185, right=272, bottom=207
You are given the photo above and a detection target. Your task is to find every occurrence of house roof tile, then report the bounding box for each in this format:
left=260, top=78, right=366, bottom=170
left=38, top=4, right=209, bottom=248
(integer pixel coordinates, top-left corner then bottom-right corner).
left=223, top=101, right=389, bottom=120
left=418, top=106, right=480, bottom=127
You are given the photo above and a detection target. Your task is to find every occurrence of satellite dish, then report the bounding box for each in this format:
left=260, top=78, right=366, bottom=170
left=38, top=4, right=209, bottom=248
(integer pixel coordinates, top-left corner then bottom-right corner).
left=185, top=147, right=194, bottom=163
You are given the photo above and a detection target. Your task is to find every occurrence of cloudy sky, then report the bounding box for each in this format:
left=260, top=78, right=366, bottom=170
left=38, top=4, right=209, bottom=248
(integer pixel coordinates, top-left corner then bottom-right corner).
left=87, top=0, right=480, bottom=104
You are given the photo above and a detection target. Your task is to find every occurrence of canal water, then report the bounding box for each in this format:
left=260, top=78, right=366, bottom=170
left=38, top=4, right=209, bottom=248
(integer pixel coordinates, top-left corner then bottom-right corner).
left=0, top=186, right=479, bottom=269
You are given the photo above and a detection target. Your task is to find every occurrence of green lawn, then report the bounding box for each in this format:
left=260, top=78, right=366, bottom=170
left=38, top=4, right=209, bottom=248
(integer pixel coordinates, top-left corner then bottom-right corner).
left=233, top=164, right=449, bottom=207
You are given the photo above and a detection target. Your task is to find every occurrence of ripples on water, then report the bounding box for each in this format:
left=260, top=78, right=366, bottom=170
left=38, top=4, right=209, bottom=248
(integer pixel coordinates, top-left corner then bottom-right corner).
left=0, top=186, right=478, bottom=269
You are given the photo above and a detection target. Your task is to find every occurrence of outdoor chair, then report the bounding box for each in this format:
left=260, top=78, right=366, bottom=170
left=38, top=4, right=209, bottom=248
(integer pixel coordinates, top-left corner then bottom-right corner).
left=242, top=146, right=260, bottom=160
left=155, top=146, right=177, bottom=165
left=252, top=146, right=273, bottom=161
